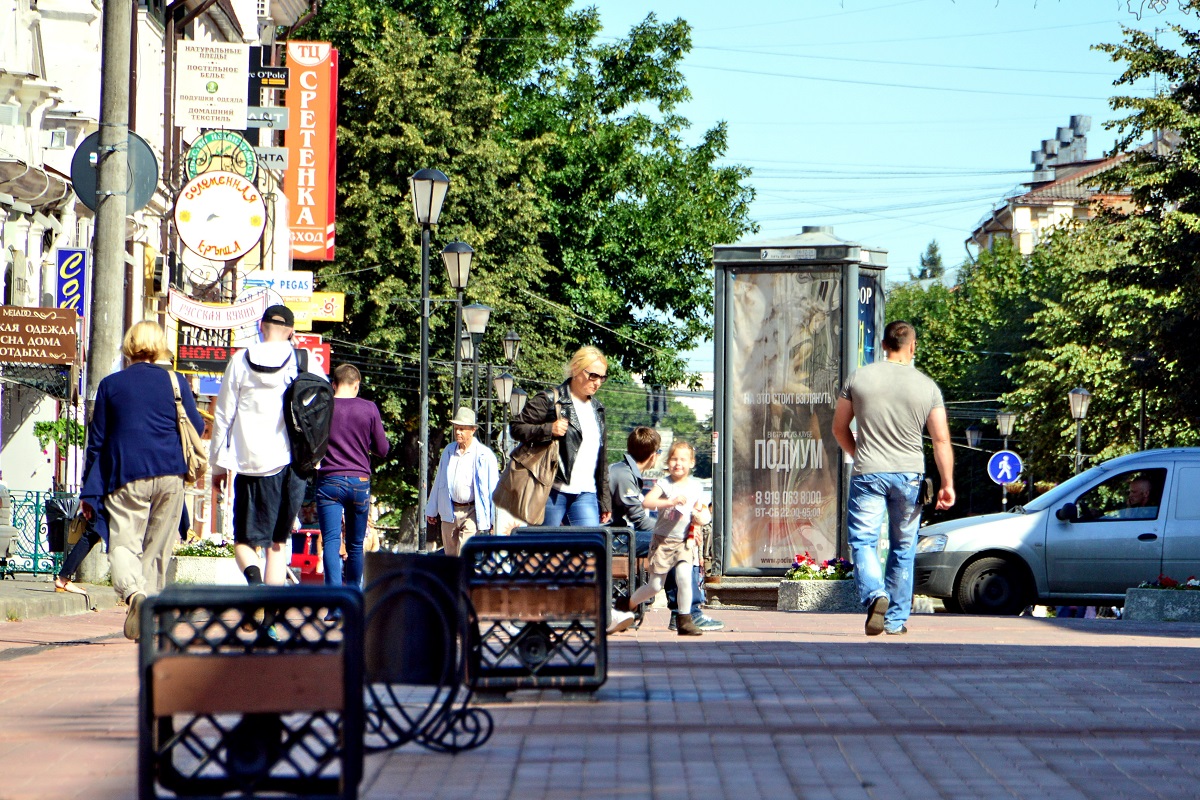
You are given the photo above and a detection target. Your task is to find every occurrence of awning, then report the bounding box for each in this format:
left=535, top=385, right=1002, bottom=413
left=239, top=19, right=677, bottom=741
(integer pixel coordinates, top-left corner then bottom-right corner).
left=0, top=158, right=70, bottom=210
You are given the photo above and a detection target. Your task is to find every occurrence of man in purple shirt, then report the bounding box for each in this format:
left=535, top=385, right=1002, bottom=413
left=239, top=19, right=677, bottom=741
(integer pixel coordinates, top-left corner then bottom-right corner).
left=315, top=364, right=390, bottom=587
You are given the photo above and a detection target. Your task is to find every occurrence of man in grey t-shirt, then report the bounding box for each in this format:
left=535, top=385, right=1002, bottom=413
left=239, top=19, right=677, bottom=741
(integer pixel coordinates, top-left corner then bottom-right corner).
left=833, top=321, right=955, bottom=636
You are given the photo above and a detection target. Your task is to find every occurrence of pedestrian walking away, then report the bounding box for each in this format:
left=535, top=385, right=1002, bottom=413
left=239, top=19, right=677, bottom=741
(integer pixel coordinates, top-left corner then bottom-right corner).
left=209, top=304, right=324, bottom=588
left=80, top=321, right=205, bottom=640
left=314, top=363, right=390, bottom=587
left=610, top=426, right=723, bottom=632
left=832, top=320, right=955, bottom=637
left=622, top=441, right=711, bottom=636
left=425, top=407, right=499, bottom=556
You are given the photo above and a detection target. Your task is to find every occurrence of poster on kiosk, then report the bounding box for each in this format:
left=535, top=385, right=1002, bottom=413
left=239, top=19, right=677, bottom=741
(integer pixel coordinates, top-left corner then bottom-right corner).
left=711, top=226, right=888, bottom=576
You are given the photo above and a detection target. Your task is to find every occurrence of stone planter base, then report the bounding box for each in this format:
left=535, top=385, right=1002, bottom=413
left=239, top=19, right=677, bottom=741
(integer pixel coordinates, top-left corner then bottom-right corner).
left=1124, top=588, right=1200, bottom=622
left=777, top=579, right=860, bottom=613
left=166, top=556, right=243, bottom=585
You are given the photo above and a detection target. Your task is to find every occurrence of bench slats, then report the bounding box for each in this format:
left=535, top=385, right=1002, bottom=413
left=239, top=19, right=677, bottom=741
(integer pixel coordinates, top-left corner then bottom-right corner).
left=152, top=653, right=344, bottom=716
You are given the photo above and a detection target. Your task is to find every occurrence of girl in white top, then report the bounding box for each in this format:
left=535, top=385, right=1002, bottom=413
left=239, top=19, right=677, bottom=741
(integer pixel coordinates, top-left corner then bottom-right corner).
left=624, top=441, right=711, bottom=636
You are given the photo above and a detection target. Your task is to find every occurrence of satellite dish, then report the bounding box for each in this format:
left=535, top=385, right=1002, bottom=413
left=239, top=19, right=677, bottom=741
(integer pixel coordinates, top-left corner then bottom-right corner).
left=70, top=131, right=159, bottom=214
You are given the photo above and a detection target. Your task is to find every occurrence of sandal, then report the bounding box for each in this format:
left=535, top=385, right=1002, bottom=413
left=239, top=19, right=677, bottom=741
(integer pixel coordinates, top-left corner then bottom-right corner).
left=54, top=578, right=90, bottom=596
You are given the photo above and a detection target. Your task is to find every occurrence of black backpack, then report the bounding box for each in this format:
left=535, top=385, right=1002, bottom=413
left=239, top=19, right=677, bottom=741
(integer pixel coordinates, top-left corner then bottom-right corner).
left=245, top=348, right=333, bottom=477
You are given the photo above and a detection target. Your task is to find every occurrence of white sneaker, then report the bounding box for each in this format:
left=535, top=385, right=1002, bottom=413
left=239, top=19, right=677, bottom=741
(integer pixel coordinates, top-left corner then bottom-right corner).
left=607, top=608, right=636, bottom=634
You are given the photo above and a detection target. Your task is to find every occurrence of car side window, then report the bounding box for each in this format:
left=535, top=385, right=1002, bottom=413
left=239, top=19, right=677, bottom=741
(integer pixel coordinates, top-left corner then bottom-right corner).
left=1075, top=468, right=1166, bottom=522
left=1174, top=467, right=1200, bottom=519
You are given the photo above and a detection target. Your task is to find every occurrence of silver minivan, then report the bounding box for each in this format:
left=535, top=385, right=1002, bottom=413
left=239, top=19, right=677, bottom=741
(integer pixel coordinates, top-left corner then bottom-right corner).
left=915, top=448, right=1200, bottom=614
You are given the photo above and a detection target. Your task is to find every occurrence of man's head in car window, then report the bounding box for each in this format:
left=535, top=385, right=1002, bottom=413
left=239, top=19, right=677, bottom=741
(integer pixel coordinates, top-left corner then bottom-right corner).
left=1128, top=477, right=1153, bottom=508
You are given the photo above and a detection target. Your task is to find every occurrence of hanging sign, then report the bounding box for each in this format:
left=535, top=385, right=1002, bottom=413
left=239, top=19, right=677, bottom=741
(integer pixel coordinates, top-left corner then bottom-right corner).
left=55, top=248, right=87, bottom=318
left=241, top=270, right=313, bottom=297
left=184, top=130, right=257, bottom=182
left=0, top=307, right=78, bottom=365
left=174, top=171, right=267, bottom=261
left=169, top=288, right=268, bottom=330
left=176, top=323, right=235, bottom=373
left=292, top=333, right=330, bottom=375
left=174, top=42, right=250, bottom=129
left=284, top=41, right=338, bottom=261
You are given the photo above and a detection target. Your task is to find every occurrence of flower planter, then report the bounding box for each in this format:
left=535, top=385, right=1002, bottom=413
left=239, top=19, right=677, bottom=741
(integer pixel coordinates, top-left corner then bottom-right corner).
left=166, top=555, right=243, bottom=585
left=777, top=579, right=860, bottom=613
left=1123, top=588, right=1200, bottom=622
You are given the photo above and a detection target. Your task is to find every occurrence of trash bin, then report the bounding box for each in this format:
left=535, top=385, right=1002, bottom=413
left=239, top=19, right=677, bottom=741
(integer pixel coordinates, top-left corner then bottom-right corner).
left=362, top=552, right=467, bottom=686
left=44, top=494, right=79, bottom=553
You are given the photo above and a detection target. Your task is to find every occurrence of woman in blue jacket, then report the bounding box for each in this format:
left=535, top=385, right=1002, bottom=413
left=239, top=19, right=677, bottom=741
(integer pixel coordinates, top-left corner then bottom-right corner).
left=80, top=321, right=204, bottom=640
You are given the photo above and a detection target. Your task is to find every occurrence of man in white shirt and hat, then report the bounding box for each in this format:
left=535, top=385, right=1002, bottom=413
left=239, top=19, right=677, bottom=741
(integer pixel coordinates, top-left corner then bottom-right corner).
left=425, top=407, right=499, bottom=555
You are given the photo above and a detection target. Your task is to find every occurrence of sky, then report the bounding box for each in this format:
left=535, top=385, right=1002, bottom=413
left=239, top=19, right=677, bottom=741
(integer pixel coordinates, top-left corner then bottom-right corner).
left=583, top=0, right=1196, bottom=372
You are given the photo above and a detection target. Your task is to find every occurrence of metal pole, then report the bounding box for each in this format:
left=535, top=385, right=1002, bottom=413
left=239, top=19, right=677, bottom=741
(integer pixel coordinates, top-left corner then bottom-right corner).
left=472, top=354, right=479, bottom=416
left=1080, top=419, right=1089, bottom=474
left=485, top=363, right=494, bottom=447
left=418, top=225, right=431, bottom=514
left=452, top=289, right=463, bottom=412
left=1139, top=388, right=1146, bottom=451
left=1001, top=435, right=1008, bottom=512
left=86, top=0, right=133, bottom=417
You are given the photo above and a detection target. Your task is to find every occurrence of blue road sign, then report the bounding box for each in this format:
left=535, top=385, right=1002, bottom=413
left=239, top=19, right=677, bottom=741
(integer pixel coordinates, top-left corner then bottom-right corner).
left=987, top=450, right=1023, bottom=485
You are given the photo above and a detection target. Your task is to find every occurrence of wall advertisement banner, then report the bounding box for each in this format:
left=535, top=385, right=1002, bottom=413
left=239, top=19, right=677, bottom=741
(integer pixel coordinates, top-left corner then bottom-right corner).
left=727, top=270, right=842, bottom=571
left=284, top=41, right=338, bottom=261
left=174, top=42, right=250, bottom=129
left=55, top=248, right=87, bottom=318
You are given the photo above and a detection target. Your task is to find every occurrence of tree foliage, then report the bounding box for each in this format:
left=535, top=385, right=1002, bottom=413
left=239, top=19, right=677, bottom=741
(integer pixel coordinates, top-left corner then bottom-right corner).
left=911, top=239, right=945, bottom=280
left=298, top=1, right=752, bottom=508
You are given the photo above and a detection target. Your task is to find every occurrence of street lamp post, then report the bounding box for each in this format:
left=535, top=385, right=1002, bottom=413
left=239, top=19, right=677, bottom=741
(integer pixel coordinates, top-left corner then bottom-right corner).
left=441, top=241, right=473, bottom=411
left=502, top=330, right=521, bottom=364
left=462, top=303, right=491, bottom=413
left=996, top=409, right=1016, bottom=512
left=1068, top=387, right=1091, bottom=475
left=409, top=168, right=450, bottom=515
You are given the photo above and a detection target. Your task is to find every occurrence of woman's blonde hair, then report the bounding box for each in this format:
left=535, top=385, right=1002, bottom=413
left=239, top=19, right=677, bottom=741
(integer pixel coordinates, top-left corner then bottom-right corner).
left=565, top=345, right=607, bottom=379
left=122, top=321, right=171, bottom=363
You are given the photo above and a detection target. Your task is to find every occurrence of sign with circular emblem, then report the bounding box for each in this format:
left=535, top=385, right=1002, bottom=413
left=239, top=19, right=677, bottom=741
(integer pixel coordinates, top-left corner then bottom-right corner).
left=174, top=171, right=266, bottom=262
left=183, top=130, right=258, bottom=182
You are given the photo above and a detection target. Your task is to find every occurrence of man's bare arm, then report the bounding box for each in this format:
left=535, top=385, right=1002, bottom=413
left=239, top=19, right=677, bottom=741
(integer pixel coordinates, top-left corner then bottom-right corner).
left=926, top=405, right=956, bottom=510
left=832, top=397, right=857, bottom=461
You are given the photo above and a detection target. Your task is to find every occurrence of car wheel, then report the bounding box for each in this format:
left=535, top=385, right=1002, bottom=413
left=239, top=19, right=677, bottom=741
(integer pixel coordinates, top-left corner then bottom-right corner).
left=955, top=556, right=1030, bottom=615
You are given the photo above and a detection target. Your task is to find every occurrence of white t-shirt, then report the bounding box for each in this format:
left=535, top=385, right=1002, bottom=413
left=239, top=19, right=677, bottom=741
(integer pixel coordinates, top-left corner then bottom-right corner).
left=561, top=395, right=600, bottom=494
left=652, top=476, right=707, bottom=541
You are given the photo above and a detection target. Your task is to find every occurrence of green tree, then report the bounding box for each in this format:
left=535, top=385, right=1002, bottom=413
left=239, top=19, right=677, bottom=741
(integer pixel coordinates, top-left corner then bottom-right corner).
left=1093, top=9, right=1200, bottom=421
left=911, top=239, right=945, bottom=280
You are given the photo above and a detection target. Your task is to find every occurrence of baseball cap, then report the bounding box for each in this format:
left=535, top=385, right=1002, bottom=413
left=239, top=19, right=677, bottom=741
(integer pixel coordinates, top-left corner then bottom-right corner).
left=262, top=304, right=294, bottom=327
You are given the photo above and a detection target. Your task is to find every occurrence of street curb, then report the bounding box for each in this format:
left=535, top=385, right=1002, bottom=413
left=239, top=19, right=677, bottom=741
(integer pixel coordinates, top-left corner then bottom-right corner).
left=0, top=581, right=112, bottom=623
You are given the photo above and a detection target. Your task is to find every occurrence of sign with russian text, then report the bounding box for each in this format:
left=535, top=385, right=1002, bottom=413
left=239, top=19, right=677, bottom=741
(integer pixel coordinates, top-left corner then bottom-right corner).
left=55, top=248, right=87, bottom=318
left=174, top=171, right=267, bottom=261
left=0, top=307, right=78, bottom=365
left=175, top=42, right=250, bottom=129
left=176, top=323, right=234, bottom=373
left=169, top=288, right=268, bottom=330
left=291, top=291, right=345, bottom=330
left=727, top=270, right=842, bottom=570
left=284, top=41, right=338, bottom=261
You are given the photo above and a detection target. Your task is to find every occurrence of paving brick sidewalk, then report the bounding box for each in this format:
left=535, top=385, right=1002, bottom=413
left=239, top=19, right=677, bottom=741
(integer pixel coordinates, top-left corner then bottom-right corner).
left=2, top=606, right=1199, bottom=800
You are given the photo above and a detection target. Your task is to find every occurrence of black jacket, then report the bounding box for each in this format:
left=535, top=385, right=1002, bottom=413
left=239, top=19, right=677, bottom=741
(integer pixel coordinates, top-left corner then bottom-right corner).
left=609, top=454, right=654, bottom=532
left=510, top=381, right=611, bottom=514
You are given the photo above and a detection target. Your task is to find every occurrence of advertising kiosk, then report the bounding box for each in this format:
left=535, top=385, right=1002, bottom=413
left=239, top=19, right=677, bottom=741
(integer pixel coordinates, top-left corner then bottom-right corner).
left=711, top=226, right=888, bottom=576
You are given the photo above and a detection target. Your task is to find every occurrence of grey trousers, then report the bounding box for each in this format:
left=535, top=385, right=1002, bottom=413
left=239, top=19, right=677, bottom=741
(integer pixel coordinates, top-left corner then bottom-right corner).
left=106, top=474, right=185, bottom=602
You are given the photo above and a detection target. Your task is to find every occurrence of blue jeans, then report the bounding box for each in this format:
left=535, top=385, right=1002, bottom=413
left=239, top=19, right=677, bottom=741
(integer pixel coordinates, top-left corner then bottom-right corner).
left=315, top=475, right=371, bottom=587
left=542, top=489, right=599, bottom=527
left=847, top=472, right=923, bottom=631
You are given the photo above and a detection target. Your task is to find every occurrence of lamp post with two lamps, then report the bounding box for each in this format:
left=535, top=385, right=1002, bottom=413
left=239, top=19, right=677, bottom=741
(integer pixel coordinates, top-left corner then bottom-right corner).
left=1068, top=387, right=1091, bottom=475
left=440, top=241, right=474, bottom=411
left=460, top=304, right=492, bottom=413
left=409, top=168, right=450, bottom=513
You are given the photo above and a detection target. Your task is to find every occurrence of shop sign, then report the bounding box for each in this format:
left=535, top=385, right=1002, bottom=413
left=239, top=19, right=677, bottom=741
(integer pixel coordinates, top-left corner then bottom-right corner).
left=290, top=291, right=344, bottom=331
left=169, top=288, right=268, bottom=330
left=284, top=41, right=338, bottom=261
left=292, top=333, right=330, bottom=375
left=175, top=42, right=250, bottom=129
left=174, top=170, right=267, bottom=262
left=55, top=248, right=87, bottom=318
left=241, top=270, right=313, bottom=297
left=176, top=323, right=234, bottom=374
left=184, top=130, right=257, bottom=182
left=0, top=307, right=78, bottom=365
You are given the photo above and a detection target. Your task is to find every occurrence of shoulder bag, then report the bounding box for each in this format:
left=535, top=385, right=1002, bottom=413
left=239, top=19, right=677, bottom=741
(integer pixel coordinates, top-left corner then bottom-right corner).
left=493, top=387, right=560, bottom=525
left=169, top=370, right=208, bottom=485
